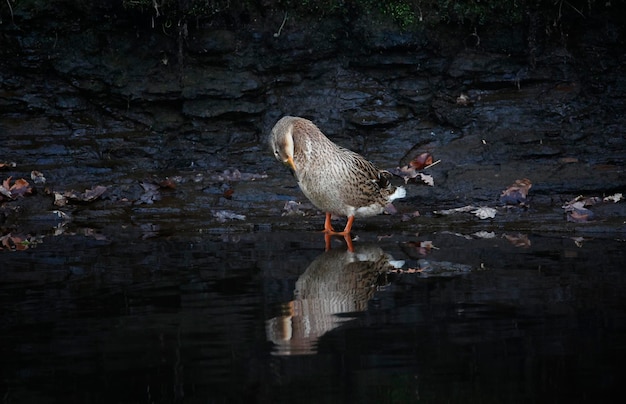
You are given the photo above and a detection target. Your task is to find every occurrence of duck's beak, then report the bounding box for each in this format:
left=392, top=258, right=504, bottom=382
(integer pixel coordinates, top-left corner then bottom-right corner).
left=284, top=156, right=296, bottom=171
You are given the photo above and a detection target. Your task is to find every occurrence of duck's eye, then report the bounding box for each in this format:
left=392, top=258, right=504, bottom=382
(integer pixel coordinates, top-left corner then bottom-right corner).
left=274, top=150, right=279, bottom=156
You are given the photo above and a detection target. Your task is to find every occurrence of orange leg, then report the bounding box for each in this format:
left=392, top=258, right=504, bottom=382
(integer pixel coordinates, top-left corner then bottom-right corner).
left=324, top=232, right=332, bottom=251
left=342, top=233, right=354, bottom=252
left=341, top=215, right=355, bottom=235
left=323, top=213, right=354, bottom=236
left=323, top=212, right=335, bottom=233
left=324, top=232, right=354, bottom=252
left=322, top=214, right=355, bottom=252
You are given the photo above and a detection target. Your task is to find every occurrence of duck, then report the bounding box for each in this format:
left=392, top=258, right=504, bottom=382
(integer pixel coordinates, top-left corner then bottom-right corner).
left=269, top=116, right=405, bottom=250
left=266, top=243, right=404, bottom=355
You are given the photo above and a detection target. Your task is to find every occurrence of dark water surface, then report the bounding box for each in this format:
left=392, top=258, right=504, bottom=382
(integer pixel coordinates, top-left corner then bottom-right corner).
left=1, top=226, right=624, bottom=403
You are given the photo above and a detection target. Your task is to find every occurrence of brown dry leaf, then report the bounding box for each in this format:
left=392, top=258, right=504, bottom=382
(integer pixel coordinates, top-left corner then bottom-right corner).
left=82, top=185, right=107, bottom=201
left=566, top=205, right=595, bottom=222
left=562, top=199, right=596, bottom=223
left=393, top=166, right=435, bottom=186
left=401, top=210, right=421, bottom=221
left=503, top=233, right=531, bottom=248
left=0, top=233, right=27, bottom=251
left=10, top=178, right=32, bottom=197
left=404, top=240, right=434, bottom=256
left=500, top=178, right=532, bottom=205
left=567, top=210, right=592, bottom=222
left=409, top=152, right=434, bottom=170
left=392, top=153, right=438, bottom=186
left=223, top=188, right=234, bottom=199
left=0, top=162, right=17, bottom=170
left=0, top=177, right=32, bottom=200
left=158, top=178, right=177, bottom=189
left=53, top=185, right=108, bottom=206
left=53, top=192, right=67, bottom=207
left=563, top=195, right=601, bottom=208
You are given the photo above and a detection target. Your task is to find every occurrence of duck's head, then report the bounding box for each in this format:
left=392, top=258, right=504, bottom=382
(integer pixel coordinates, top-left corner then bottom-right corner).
left=269, top=116, right=297, bottom=171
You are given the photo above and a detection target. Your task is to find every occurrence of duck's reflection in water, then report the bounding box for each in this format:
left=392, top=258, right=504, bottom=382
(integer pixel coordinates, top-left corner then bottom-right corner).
left=266, top=244, right=404, bottom=355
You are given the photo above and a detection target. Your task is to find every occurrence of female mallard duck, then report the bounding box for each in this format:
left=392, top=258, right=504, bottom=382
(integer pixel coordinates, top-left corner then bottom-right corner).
left=269, top=116, right=405, bottom=248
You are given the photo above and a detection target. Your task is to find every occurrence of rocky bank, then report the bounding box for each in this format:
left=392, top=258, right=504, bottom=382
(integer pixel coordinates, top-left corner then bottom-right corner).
left=1, top=1, right=625, bottom=234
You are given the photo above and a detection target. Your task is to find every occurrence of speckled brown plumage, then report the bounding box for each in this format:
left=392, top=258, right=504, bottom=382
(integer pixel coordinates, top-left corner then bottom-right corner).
left=269, top=116, right=405, bottom=247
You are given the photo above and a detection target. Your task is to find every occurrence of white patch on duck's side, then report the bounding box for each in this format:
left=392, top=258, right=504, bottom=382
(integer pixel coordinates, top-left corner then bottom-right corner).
left=389, top=186, right=406, bottom=201
left=353, top=185, right=406, bottom=217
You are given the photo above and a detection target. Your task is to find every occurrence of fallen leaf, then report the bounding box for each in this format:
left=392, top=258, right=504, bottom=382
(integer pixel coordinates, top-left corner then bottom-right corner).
left=503, top=233, right=531, bottom=248
left=0, top=177, right=32, bottom=200
left=137, top=182, right=160, bottom=205
left=391, top=157, right=437, bottom=186
left=0, top=183, right=11, bottom=199
left=456, top=93, right=470, bottom=105
left=402, top=240, right=435, bottom=256
left=566, top=207, right=595, bottom=222
left=53, top=192, right=67, bottom=207
left=562, top=195, right=600, bottom=208
left=603, top=193, right=623, bottom=203
left=500, top=178, right=532, bottom=205
left=213, top=210, right=246, bottom=222
left=391, top=259, right=472, bottom=277
left=223, top=188, right=234, bottom=199
left=159, top=178, right=178, bottom=189
left=53, top=185, right=108, bottom=206
left=0, top=233, right=42, bottom=252
left=416, top=172, right=434, bottom=186
left=31, top=170, right=46, bottom=184
left=472, top=206, right=497, bottom=219
left=473, top=231, right=496, bottom=239
left=10, top=178, right=32, bottom=197
left=282, top=200, right=306, bottom=216
left=562, top=199, right=596, bottom=222
left=0, top=162, right=17, bottom=170
left=82, top=185, right=107, bottom=201
left=409, top=152, right=433, bottom=170
left=401, top=210, right=420, bottom=221
left=433, top=205, right=475, bottom=215
left=209, top=169, right=268, bottom=182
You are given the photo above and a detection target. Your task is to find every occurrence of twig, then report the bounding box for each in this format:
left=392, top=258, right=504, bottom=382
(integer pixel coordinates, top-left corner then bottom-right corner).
left=273, top=12, right=288, bottom=38
left=423, top=159, right=441, bottom=170
left=6, top=0, right=14, bottom=23
left=564, top=0, right=585, bottom=17
left=152, top=0, right=160, bottom=17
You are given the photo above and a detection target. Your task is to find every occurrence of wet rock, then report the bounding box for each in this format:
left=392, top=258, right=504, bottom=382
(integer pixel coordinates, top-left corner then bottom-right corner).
left=181, top=66, right=262, bottom=98
left=447, top=50, right=526, bottom=83
left=187, top=29, right=238, bottom=54
left=182, top=99, right=265, bottom=119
